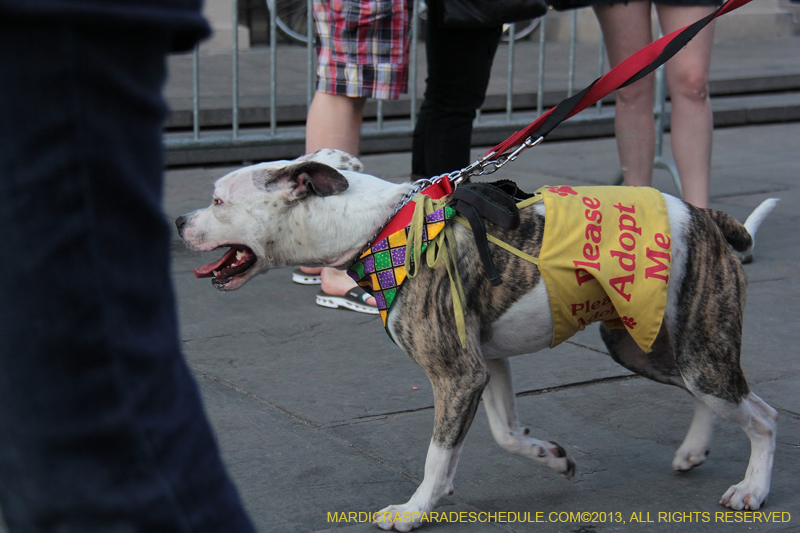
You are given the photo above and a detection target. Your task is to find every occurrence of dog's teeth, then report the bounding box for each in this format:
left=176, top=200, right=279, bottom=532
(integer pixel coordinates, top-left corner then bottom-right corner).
left=213, top=270, right=220, bottom=277
left=236, top=251, right=245, bottom=261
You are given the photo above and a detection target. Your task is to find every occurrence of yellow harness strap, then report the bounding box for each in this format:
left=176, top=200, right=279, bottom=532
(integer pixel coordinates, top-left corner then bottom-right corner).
left=452, top=195, right=543, bottom=266
left=405, top=195, right=468, bottom=347
left=515, top=195, right=544, bottom=210
left=403, top=194, right=545, bottom=347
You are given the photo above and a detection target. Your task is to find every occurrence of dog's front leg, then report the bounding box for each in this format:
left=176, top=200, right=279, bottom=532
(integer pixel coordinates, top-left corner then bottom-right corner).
left=375, top=330, right=489, bottom=531
left=375, top=440, right=465, bottom=532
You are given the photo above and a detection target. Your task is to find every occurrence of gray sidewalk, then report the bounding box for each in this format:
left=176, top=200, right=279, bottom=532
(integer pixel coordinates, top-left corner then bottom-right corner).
left=167, top=121, right=800, bottom=532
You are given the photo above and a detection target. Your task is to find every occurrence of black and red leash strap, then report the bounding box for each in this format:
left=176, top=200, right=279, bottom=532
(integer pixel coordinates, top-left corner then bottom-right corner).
left=450, top=0, right=755, bottom=182
left=372, top=0, right=753, bottom=249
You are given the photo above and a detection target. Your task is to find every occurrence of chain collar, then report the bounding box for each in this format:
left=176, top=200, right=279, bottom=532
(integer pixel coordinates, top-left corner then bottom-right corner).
left=355, top=176, right=442, bottom=260
left=353, top=135, right=544, bottom=263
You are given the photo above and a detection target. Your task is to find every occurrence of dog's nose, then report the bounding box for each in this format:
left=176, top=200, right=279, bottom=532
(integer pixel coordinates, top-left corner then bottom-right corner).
left=175, top=216, right=186, bottom=235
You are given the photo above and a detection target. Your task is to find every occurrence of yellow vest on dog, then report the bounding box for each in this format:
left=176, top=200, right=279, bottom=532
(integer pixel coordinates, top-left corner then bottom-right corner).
left=536, top=186, right=672, bottom=353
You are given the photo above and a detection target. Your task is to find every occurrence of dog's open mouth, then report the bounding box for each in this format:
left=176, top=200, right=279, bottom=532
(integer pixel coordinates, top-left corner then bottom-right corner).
left=193, top=246, right=257, bottom=288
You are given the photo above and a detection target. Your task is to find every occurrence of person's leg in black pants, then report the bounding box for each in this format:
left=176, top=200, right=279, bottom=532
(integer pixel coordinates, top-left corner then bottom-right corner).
left=0, top=18, right=256, bottom=533
left=411, top=0, right=502, bottom=178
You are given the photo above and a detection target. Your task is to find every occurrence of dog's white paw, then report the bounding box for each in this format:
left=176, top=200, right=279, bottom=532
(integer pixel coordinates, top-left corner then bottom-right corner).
left=543, top=441, right=576, bottom=479
left=561, top=456, right=577, bottom=479
left=499, top=431, right=576, bottom=478
left=374, top=504, right=425, bottom=532
left=534, top=439, right=576, bottom=479
left=672, top=447, right=709, bottom=471
left=720, top=481, right=768, bottom=510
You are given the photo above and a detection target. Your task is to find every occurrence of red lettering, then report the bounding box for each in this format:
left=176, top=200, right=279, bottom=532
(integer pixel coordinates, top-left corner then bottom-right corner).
left=573, top=261, right=600, bottom=272
left=579, top=198, right=603, bottom=276
left=573, top=298, right=613, bottom=316
left=574, top=267, right=596, bottom=287
left=613, top=202, right=635, bottom=214
left=610, top=249, right=636, bottom=272
left=609, top=274, right=635, bottom=302
left=584, top=307, right=615, bottom=325
left=584, top=209, right=602, bottom=223
left=618, top=232, right=636, bottom=251
left=583, top=243, right=600, bottom=261
left=644, top=247, right=671, bottom=283
left=577, top=197, right=609, bottom=288
left=654, top=233, right=671, bottom=249
left=582, top=197, right=601, bottom=209
left=585, top=224, right=602, bottom=244
left=618, top=213, right=642, bottom=236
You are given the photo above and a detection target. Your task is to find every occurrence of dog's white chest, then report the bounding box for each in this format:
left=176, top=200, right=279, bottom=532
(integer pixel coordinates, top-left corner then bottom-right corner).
left=481, top=281, right=553, bottom=359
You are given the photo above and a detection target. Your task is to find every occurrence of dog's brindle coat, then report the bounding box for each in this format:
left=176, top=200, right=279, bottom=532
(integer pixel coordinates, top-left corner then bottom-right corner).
left=176, top=149, right=778, bottom=532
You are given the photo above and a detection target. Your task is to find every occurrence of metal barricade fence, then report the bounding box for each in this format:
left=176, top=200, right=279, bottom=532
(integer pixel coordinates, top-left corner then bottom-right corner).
left=163, top=0, right=675, bottom=191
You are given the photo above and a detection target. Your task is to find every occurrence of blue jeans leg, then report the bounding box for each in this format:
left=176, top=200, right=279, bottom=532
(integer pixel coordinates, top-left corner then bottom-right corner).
left=0, top=19, right=257, bottom=533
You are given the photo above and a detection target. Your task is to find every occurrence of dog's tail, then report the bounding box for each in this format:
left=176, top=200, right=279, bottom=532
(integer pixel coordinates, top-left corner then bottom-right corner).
left=705, top=198, right=779, bottom=260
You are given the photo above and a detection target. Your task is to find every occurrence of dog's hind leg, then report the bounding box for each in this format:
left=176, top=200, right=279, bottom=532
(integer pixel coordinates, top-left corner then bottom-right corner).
left=694, top=391, right=778, bottom=510
left=600, top=323, right=715, bottom=471
left=672, top=398, right=715, bottom=471
left=666, top=218, right=778, bottom=510
left=482, top=358, right=575, bottom=477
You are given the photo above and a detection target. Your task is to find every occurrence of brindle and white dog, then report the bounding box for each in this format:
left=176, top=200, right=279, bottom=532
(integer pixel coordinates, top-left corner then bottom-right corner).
left=176, top=149, right=779, bottom=531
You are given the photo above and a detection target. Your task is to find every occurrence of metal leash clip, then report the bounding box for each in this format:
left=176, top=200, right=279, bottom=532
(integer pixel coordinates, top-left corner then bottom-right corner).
left=447, top=135, right=545, bottom=188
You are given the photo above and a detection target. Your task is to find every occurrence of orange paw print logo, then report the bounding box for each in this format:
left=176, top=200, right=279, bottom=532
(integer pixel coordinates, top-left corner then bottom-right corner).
left=621, top=316, right=637, bottom=329
left=545, top=186, right=578, bottom=197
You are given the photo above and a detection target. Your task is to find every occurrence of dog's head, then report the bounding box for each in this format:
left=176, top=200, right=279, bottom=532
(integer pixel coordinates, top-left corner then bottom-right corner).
left=176, top=149, right=364, bottom=291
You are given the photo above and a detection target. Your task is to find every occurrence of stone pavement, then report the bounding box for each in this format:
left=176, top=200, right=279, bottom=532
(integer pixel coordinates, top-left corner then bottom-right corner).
left=166, top=121, right=800, bottom=532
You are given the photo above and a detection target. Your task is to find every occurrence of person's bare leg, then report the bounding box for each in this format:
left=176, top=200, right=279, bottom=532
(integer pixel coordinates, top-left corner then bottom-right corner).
left=300, top=91, right=365, bottom=280
left=594, top=2, right=656, bottom=187
left=304, top=91, right=375, bottom=304
left=657, top=5, right=715, bottom=208
left=306, top=91, right=366, bottom=156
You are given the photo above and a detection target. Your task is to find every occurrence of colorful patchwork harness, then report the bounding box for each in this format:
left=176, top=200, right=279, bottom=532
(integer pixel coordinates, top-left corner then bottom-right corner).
left=347, top=182, right=671, bottom=353
left=347, top=200, right=458, bottom=324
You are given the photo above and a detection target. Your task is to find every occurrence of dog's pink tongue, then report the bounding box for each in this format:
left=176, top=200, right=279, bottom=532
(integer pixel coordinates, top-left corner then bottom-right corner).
left=193, top=248, right=237, bottom=278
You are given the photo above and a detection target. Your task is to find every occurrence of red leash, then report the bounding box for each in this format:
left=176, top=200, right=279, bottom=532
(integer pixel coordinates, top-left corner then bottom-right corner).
left=382, top=0, right=754, bottom=250
left=449, top=0, right=755, bottom=181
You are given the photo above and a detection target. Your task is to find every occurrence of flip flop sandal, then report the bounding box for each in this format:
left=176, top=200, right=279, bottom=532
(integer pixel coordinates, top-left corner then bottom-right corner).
left=315, top=287, right=379, bottom=315
left=292, top=268, right=322, bottom=285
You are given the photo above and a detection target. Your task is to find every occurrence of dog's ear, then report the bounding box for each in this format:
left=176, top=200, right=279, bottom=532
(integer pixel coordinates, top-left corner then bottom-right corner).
left=286, top=161, right=349, bottom=202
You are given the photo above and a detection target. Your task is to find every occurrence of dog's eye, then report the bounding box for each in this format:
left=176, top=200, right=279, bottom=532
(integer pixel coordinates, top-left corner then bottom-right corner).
left=213, top=197, right=223, bottom=206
